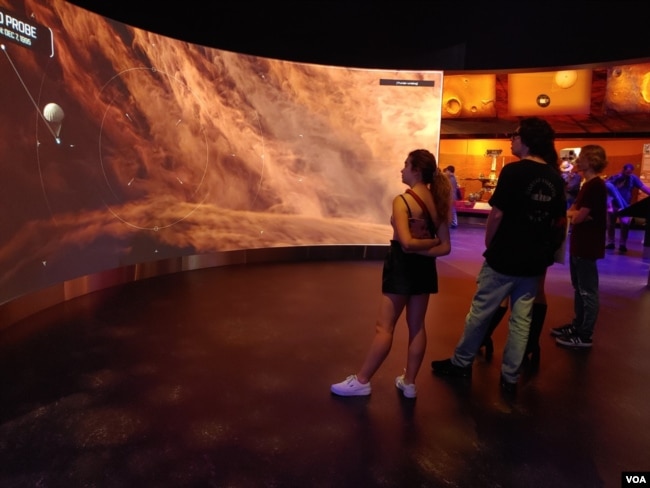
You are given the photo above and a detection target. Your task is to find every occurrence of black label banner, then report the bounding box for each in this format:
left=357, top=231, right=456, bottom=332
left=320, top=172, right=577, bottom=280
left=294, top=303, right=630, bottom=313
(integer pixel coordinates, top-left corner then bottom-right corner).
left=0, top=8, right=54, bottom=58
left=379, top=79, right=435, bottom=87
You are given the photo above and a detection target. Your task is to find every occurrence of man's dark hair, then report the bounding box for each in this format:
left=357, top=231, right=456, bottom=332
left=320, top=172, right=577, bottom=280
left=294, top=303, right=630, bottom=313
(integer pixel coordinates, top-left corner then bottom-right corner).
left=519, top=117, right=559, bottom=170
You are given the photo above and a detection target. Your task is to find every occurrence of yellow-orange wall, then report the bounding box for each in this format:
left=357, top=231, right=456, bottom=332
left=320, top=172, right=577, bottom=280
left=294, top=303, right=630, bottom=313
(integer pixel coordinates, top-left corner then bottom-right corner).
left=440, top=138, right=649, bottom=198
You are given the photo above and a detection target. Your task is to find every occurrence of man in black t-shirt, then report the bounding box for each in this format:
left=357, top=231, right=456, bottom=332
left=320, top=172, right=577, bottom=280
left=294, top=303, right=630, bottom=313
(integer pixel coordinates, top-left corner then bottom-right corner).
left=432, top=117, right=566, bottom=395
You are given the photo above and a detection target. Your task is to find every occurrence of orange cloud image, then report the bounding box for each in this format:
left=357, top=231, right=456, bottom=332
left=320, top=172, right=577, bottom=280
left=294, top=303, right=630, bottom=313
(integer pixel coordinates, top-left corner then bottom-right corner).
left=0, top=0, right=443, bottom=303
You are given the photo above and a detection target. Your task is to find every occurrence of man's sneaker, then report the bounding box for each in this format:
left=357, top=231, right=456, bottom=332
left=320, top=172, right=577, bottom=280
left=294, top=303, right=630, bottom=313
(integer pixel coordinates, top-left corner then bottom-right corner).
left=395, top=375, right=417, bottom=398
left=550, top=324, right=575, bottom=337
left=431, top=358, right=472, bottom=378
left=619, top=245, right=628, bottom=253
left=330, top=375, right=371, bottom=396
left=555, top=334, right=593, bottom=348
left=605, top=243, right=615, bottom=250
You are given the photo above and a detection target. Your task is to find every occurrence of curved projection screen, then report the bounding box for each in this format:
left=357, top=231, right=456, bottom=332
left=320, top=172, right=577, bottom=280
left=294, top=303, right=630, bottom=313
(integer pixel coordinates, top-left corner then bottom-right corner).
left=0, top=0, right=443, bottom=305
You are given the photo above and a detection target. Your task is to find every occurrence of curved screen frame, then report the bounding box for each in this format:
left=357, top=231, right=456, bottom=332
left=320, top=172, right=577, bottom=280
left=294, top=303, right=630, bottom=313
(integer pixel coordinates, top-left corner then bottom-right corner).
left=0, top=0, right=443, bottom=324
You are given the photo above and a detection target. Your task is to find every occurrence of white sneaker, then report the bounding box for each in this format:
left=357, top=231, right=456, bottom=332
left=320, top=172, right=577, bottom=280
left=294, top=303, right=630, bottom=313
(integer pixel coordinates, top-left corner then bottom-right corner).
left=330, top=375, right=371, bottom=396
left=395, top=374, right=417, bottom=398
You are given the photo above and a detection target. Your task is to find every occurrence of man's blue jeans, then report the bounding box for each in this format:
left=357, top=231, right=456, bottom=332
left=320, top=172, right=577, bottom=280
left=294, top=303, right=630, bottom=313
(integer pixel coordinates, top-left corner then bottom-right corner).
left=569, top=255, right=599, bottom=338
left=451, top=262, right=540, bottom=383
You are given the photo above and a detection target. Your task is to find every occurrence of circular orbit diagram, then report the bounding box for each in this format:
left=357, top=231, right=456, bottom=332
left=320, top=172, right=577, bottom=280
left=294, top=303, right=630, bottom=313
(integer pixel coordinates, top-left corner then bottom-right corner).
left=97, top=67, right=211, bottom=231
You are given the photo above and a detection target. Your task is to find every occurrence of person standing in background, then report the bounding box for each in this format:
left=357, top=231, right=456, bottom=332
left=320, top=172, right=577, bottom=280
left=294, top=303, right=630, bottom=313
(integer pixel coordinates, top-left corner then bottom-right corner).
left=444, top=165, right=460, bottom=228
left=561, top=158, right=582, bottom=210
left=604, top=163, right=650, bottom=253
left=552, top=145, right=608, bottom=348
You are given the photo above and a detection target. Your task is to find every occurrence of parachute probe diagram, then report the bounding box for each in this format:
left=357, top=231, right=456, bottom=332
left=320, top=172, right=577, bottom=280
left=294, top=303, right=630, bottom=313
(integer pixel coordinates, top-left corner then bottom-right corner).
left=43, top=102, right=64, bottom=143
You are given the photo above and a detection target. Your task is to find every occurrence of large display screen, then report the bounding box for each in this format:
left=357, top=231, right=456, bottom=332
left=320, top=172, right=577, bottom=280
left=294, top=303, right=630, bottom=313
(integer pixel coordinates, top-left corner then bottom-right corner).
left=0, top=0, right=443, bottom=304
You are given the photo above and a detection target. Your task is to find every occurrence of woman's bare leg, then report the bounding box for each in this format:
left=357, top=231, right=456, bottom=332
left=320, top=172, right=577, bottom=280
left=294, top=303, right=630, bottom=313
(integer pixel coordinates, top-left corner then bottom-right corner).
left=356, top=293, right=407, bottom=384
left=403, top=294, right=430, bottom=384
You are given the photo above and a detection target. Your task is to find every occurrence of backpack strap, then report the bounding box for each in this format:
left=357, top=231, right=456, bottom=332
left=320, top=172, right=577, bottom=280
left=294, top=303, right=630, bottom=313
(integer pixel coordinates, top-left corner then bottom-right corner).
left=399, top=194, right=413, bottom=217
left=405, top=189, right=430, bottom=217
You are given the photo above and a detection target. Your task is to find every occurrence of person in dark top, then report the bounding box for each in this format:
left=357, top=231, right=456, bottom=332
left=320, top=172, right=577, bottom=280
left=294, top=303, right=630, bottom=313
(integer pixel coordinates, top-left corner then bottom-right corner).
left=551, top=145, right=608, bottom=348
left=431, top=117, right=567, bottom=395
left=604, top=163, right=650, bottom=253
left=331, top=149, right=452, bottom=399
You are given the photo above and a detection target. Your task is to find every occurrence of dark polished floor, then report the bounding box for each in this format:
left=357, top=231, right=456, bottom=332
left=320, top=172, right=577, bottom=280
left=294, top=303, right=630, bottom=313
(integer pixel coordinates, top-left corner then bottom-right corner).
left=1, top=225, right=649, bottom=487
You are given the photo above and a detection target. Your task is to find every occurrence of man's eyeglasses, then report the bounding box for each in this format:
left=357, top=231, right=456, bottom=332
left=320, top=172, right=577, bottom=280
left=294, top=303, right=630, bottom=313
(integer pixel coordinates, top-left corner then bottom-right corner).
left=509, top=131, right=521, bottom=140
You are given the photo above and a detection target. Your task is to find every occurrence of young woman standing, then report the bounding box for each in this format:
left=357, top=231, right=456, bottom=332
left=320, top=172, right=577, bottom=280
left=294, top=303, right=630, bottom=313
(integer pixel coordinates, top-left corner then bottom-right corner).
left=331, top=149, right=452, bottom=398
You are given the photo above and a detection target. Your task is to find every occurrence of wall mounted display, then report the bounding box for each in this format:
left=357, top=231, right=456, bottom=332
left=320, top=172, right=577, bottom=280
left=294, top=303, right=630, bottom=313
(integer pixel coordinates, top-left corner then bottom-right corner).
left=441, top=74, right=496, bottom=118
left=508, top=69, right=592, bottom=116
left=604, top=63, right=650, bottom=113
left=0, top=0, right=443, bottom=305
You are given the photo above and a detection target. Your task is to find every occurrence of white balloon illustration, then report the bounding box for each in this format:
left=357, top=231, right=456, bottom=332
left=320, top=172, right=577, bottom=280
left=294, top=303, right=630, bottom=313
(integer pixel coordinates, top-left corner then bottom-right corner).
left=43, top=102, right=65, bottom=138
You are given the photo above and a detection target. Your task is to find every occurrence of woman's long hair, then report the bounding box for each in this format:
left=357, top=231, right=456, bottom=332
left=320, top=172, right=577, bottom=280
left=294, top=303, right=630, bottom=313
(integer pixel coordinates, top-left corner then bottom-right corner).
left=408, top=149, right=451, bottom=223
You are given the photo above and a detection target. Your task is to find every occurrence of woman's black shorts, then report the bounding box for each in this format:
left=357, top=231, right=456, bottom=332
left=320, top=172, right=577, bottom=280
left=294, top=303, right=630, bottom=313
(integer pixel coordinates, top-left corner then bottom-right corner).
left=382, top=240, right=438, bottom=295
